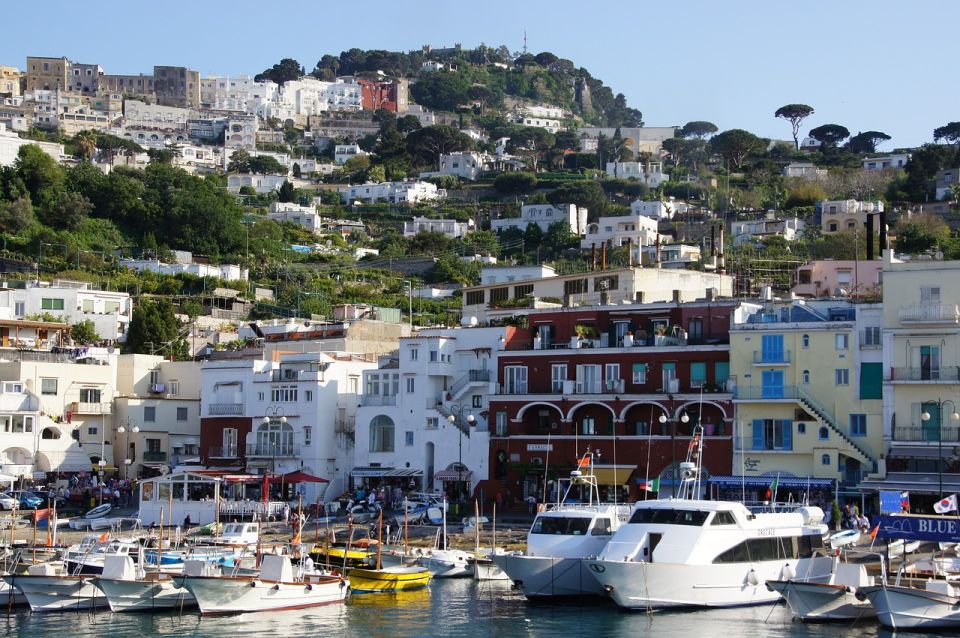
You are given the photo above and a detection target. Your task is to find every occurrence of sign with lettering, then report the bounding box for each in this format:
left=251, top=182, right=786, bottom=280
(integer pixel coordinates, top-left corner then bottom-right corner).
left=875, top=514, right=960, bottom=542
left=526, top=444, right=553, bottom=452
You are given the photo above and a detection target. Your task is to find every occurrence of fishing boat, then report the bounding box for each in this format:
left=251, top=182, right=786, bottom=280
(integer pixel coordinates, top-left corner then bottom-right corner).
left=470, top=502, right=508, bottom=581
left=93, top=553, right=197, bottom=612
left=584, top=426, right=833, bottom=609
left=857, top=578, right=960, bottom=629
left=417, top=503, right=472, bottom=578
left=2, top=562, right=107, bottom=612
left=348, top=510, right=430, bottom=593
left=65, top=537, right=145, bottom=575
left=765, top=555, right=875, bottom=621
left=492, top=455, right=631, bottom=598
left=829, top=529, right=861, bottom=549
left=176, top=553, right=348, bottom=615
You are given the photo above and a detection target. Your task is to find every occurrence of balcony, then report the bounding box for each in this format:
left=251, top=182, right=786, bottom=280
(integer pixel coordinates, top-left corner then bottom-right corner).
left=752, top=350, right=792, bottom=365
left=149, top=383, right=166, bottom=394
left=899, top=304, right=960, bottom=325
left=207, top=446, right=239, bottom=459
left=143, top=451, right=167, bottom=462
left=892, top=426, right=960, bottom=443
left=246, top=443, right=299, bottom=457
left=890, top=367, right=960, bottom=383
left=208, top=403, right=244, bottom=416
left=69, top=401, right=112, bottom=415
left=361, top=394, right=398, bottom=407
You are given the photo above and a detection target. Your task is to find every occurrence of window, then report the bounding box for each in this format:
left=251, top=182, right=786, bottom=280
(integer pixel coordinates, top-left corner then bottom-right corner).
left=429, top=350, right=438, bottom=362
left=81, top=299, right=94, bottom=312
left=593, top=275, right=618, bottom=291
left=581, top=416, right=596, bottom=435
left=797, top=423, right=806, bottom=434
left=761, top=334, right=785, bottom=362
left=921, top=286, right=941, bottom=304
left=270, top=385, right=298, bottom=402
left=563, top=279, right=588, bottom=295
left=465, top=291, right=484, bottom=305
left=802, top=370, right=810, bottom=384
left=87, top=426, right=98, bottom=436
left=551, top=364, right=567, bottom=392
left=409, top=347, right=418, bottom=361
left=688, top=318, right=703, bottom=343
left=223, top=428, right=238, bottom=455
left=405, top=431, right=414, bottom=447
left=40, top=378, right=57, bottom=395
left=835, top=333, right=849, bottom=350
left=14, top=301, right=24, bottom=316
left=496, top=411, right=507, bottom=436
left=821, top=454, right=831, bottom=465
left=752, top=419, right=793, bottom=450
left=714, top=362, right=729, bottom=387
left=305, top=390, right=313, bottom=402
left=605, top=364, right=620, bottom=390
left=143, top=406, right=156, bottom=422
left=169, top=381, right=179, bottom=396
left=41, top=298, right=64, bottom=310
left=504, top=366, right=528, bottom=394
left=862, top=327, right=881, bottom=347
left=514, top=284, right=533, bottom=299
left=79, top=388, right=101, bottom=403
left=632, top=363, right=647, bottom=384
left=426, top=417, right=438, bottom=430
left=490, top=287, right=509, bottom=304
left=366, top=375, right=380, bottom=396
left=104, top=301, right=120, bottom=313
left=911, top=345, right=940, bottom=380
left=303, top=426, right=312, bottom=445
left=835, top=369, right=849, bottom=385
left=406, top=377, right=415, bottom=393
left=176, top=407, right=188, bottom=421
left=369, top=415, right=395, bottom=452
left=690, top=362, right=706, bottom=388
left=850, top=414, right=867, bottom=437
left=149, top=370, right=159, bottom=385
left=819, top=427, right=829, bottom=440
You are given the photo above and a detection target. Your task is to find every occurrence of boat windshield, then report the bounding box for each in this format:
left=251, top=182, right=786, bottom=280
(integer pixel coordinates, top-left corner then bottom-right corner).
left=628, top=508, right=709, bottom=526
left=530, top=516, right=592, bottom=535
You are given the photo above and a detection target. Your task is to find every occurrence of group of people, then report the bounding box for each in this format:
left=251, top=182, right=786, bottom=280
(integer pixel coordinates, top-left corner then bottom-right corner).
left=840, top=503, right=871, bottom=532
left=53, top=475, right=136, bottom=509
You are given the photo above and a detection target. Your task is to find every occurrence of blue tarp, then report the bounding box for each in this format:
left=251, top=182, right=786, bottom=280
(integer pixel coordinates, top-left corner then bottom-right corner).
left=875, top=514, right=960, bottom=542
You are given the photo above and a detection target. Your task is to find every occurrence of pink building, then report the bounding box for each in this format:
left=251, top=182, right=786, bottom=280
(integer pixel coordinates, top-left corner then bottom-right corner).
left=792, top=260, right=883, bottom=298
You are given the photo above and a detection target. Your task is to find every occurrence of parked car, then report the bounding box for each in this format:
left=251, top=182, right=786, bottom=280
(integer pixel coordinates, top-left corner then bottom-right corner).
left=9, top=491, right=43, bottom=509
left=31, top=490, right=66, bottom=508
left=0, top=493, right=18, bottom=510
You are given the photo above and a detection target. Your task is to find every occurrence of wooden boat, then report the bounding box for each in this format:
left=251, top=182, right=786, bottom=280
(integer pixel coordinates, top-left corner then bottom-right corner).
left=2, top=562, right=107, bottom=612
left=829, top=529, right=861, bottom=548
left=93, top=554, right=197, bottom=612
left=348, top=510, right=430, bottom=593
left=765, top=557, right=874, bottom=621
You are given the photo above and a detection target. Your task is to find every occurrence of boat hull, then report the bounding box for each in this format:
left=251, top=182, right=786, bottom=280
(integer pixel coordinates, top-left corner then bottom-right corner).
left=348, top=567, right=430, bottom=592
left=3, top=574, right=107, bottom=612
left=492, top=555, right=603, bottom=598
left=472, top=559, right=509, bottom=581
left=858, top=584, right=960, bottom=630
left=94, top=577, right=196, bottom=612
left=585, top=557, right=831, bottom=609
left=766, top=579, right=873, bottom=621
left=176, top=575, right=348, bottom=616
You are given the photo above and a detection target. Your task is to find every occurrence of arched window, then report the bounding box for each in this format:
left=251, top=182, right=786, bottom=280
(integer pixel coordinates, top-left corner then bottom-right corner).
left=41, top=427, right=61, bottom=440
left=369, top=415, right=395, bottom=453
left=819, top=427, right=829, bottom=440
left=802, top=334, right=810, bottom=349
left=256, top=418, right=294, bottom=454
left=802, top=370, right=810, bottom=384
left=821, top=454, right=831, bottom=465
left=829, top=223, right=838, bottom=232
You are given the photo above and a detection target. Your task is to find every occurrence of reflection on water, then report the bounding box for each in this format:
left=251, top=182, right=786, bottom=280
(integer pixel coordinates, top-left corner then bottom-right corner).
left=0, top=579, right=891, bottom=638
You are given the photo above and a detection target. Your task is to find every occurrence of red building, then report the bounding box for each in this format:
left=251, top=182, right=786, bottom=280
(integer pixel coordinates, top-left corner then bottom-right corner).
left=358, top=78, right=409, bottom=112
left=483, top=300, right=736, bottom=503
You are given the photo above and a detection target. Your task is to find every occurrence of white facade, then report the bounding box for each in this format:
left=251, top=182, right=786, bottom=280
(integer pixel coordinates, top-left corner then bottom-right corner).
left=353, top=326, right=507, bottom=497
left=334, top=144, right=366, bottom=165
left=783, top=162, right=827, bottom=178
left=123, top=99, right=193, bottom=130
left=578, top=126, right=677, bottom=155
left=402, top=216, right=473, bottom=239
left=490, top=204, right=588, bottom=235
left=435, top=151, right=487, bottom=180
left=268, top=202, right=321, bottom=233
left=0, top=123, right=64, bottom=167
left=339, top=180, right=444, bottom=205
left=605, top=161, right=668, bottom=187
left=631, top=198, right=684, bottom=220
left=0, top=280, right=132, bottom=342
left=268, top=77, right=363, bottom=119
left=227, top=173, right=288, bottom=194
left=200, top=74, right=278, bottom=113
left=862, top=154, right=911, bottom=171
left=118, top=259, right=248, bottom=281
left=732, top=216, right=806, bottom=246
left=582, top=214, right=659, bottom=250
left=224, top=115, right=257, bottom=151
left=480, top=265, right=556, bottom=285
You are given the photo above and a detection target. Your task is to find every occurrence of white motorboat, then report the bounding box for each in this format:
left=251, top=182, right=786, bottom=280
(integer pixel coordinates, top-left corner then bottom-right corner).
left=857, top=580, right=960, bottom=630
left=65, top=537, right=144, bottom=575
left=584, top=426, right=833, bottom=610
left=492, top=457, right=631, bottom=598
left=93, top=554, right=197, bottom=612
left=887, top=539, right=921, bottom=558
left=471, top=553, right=510, bottom=581
left=829, top=529, right=861, bottom=549
left=2, top=562, right=107, bottom=612
left=765, top=555, right=876, bottom=621
left=176, top=553, right=348, bottom=616
left=85, top=503, right=113, bottom=520
left=417, top=504, right=473, bottom=578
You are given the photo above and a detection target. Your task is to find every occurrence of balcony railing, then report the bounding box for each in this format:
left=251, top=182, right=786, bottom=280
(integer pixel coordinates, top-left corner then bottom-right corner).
left=143, top=451, right=167, bottom=462
left=360, top=394, right=398, bottom=406
left=499, top=383, right=529, bottom=395
left=752, top=350, right=792, bottom=364
left=207, top=446, right=239, bottom=459
left=892, top=426, right=960, bottom=443
left=899, top=304, right=960, bottom=324
left=69, top=401, right=112, bottom=415
left=890, top=367, right=960, bottom=382
left=246, top=443, right=299, bottom=457
left=208, top=403, right=244, bottom=416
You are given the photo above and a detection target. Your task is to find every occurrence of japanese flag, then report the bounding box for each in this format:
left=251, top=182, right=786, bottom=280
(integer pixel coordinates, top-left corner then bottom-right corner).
left=934, top=494, right=958, bottom=514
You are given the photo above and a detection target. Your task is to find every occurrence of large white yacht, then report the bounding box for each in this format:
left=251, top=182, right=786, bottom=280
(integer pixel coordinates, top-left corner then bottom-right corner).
left=492, top=455, right=632, bottom=598
left=585, top=427, right=833, bottom=609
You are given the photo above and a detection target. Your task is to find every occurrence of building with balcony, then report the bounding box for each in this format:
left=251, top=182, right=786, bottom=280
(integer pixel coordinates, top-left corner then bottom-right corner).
left=605, top=161, right=668, bottom=187
left=729, top=299, right=883, bottom=492
left=861, top=251, right=960, bottom=503
left=200, top=352, right=375, bottom=501
left=819, top=199, right=884, bottom=234
left=731, top=215, right=806, bottom=246
left=353, top=326, right=508, bottom=501
left=488, top=299, right=737, bottom=504
left=339, top=180, right=444, bottom=205
left=490, top=204, right=588, bottom=236
left=402, top=216, right=473, bottom=239
left=582, top=214, right=659, bottom=251
left=791, top=260, right=884, bottom=298
left=0, top=279, right=132, bottom=342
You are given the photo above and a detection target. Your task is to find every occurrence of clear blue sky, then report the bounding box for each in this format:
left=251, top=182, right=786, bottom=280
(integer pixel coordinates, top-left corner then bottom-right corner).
left=2, top=0, right=952, bottom=148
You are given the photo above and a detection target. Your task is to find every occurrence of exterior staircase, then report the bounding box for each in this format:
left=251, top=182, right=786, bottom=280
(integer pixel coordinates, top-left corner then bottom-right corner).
left=795, top=386, right=875, bottom=467
left=448, top=369, right=491, bottom=401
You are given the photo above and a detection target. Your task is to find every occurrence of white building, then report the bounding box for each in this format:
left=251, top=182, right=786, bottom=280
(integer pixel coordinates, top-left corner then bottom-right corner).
left=605, top=161, right=668, bottom=187
left=480, top=265, right=556, bottom=285
left=123, top=99, right=193, bottom=130
left=578, top=126, right=677, bottom=155
left=490, top=204, right=588, bottom=235
left=783, top=162, right=827, bottom=178
left=820, top=199, right=884, bottom=234
left=118, top=258, right=248, bottom=281
left=334, top=143, right=367, bottom=166
left=402, top=216, right=473, bottom=239
left=862, top=154, right=911, bottom=171
left=353, top=326, right=507, bottom=497
left=582, top=214, right=659, bottom=250
left=200, top=352, right=376, bottom=502
left=0, top=280, right=132, bottom=342
left=631, top=198, right=685, bottom=221
left=732, top=215, right=806, bottom=246
left=200, top=74, right=278, bottom=113
left=227, top=174, right=288, bottom=194
left=339, top=180, right=444, bottom=205
left=432, top=151, right=487, bottom=180
left=224, top=115, right=257, bottom=151
left=639, top=243, right=702, bottom=268
left=0, top=122, right=64, bottom=167
left=268, top=202, right=322, bottom=234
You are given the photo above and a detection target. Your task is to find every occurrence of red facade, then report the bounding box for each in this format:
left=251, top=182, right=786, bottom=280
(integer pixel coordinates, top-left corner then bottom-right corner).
left=359, top=79, right=402, bottom=112
left=200, top=417, right=253, bottom=468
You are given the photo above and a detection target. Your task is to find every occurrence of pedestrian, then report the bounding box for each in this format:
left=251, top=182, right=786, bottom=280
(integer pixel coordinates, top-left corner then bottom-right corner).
left=527, top=494, right=536, bottom=514
left=183, top=514, right=191, bottom=529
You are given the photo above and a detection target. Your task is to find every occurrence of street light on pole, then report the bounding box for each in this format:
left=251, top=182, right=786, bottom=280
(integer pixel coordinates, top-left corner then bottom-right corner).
left=659, top=410, right=690, bottom=498
left=447, top=404, right=476, bottom=508
left=117, top=417, right=139, bottom=480
left=921, top=399, right=960, bottom=499
left=262, top=407, right=288, bottom=479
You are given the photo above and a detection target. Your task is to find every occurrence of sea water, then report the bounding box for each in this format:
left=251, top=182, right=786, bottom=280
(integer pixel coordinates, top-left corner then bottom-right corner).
left=0, top=579, right=899, bottom=638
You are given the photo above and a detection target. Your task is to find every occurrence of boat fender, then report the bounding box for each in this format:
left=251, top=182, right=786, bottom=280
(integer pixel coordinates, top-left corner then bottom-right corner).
left=747, top=569, right=761, bottom=586
left=781, top=563, right=795, bottom=580
left=250, top=581, right=257, bottom=587
left=305, top=584, right=312, bottom=591
left=273, top=584, right=280, bottom=590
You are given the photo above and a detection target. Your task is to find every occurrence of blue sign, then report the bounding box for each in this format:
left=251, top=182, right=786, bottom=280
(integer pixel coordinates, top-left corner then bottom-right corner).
left=875, top=514, right=960, bottom=542
left=879, top=491, right=903, bottom=514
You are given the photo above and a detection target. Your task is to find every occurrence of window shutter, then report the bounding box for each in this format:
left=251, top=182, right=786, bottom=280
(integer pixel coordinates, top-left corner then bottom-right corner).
left=752, top=419, right=764, bottom=450
left=781, top=420, right=793, bottom=450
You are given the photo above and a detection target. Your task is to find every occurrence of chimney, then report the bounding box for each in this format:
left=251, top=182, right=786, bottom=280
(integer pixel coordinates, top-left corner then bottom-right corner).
left=710, top=225, right=717, bottom=257
left=601, top=243, right=607, bottom=271
left=879, top=210, right=888, bottom=251
left=591, top=243, right=597, bottom=271
left=627, top=237, right=633, bottom=267
left=866, top=213, right=875, bottom=260
left=655, top=233, right=662, bottom=268
left=718, top=226, right=726, bottom=274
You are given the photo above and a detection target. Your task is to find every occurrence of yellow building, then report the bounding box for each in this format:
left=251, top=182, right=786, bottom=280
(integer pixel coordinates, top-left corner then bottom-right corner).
left=729, top=299, right=884, bottom=488
left=25, top=56, right=70, bottom=92
left=0, top=66, right=22, bottom=96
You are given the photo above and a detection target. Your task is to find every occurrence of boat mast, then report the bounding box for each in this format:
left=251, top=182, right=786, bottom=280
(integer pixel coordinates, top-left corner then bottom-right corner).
left=376, top=509, right=383, bottom=571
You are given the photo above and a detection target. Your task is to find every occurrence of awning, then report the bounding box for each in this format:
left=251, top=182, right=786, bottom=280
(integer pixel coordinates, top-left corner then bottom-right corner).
left=384, top=469, right=422, bottom=478
left=860, top=473, right=960, bottom=494
left=889, top=446, right=945, bottom=459
left=708, top=475, right=836, bottom=489
left=36, top=449, right=90, bottom=473
left=434, top=469, right=473, bottom=482
left=270, top=471, right=329, bottom=484
left=592, top=466, right=636, bottom=485
left=351, top=466, right=391, bottom=478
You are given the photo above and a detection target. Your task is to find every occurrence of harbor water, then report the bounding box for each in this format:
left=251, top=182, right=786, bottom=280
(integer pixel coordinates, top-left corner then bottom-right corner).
left=0, top=578, right=901, bottom=638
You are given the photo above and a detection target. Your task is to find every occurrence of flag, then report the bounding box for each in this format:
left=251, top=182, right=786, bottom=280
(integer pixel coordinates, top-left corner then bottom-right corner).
left=577, top=453, right=591, bottom=469
left=934, top=494, right=958, bottom=514
left=765, top=476, right=779, bottom=501
left=639, top=478, right=660, bottom=492
left=900, top=491, right=911, bottom=511
left=869, top=525, right=879, bottom=541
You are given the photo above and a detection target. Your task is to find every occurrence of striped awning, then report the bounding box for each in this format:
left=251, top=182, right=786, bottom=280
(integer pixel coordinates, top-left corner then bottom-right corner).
left=384, top=469, right=422, bottom=478
left=434, top=468, right=473, bottom=482
left=351, top=466, right=391, bottom=478
left=708, top=475, right=835, bottom=488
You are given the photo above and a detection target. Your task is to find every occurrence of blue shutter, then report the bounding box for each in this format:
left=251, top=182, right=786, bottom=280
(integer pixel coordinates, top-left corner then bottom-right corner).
left=752, top=419, right=764, bottom=450
left=781, top=420, right=793, bottom=450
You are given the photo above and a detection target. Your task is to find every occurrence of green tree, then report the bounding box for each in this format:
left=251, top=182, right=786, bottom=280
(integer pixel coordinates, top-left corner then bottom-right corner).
left=70, top=319, right=100, bottom=345
left=42, top=191, right=92, bottom=230
left=774, top=104, right=815, bottom=149
left=846, top=131, right=891, bottom=154
left=124, top=299, right=189, bottom=358
left=934, top=122, right=960, bottom=145
left=254, top=58, right=304, bottom=84
left=808, top=124, right=850, bottom=147
left=543, top=220, right=579, bottom=254
left=709, top=129, right=765, bottom=168
left=227, top=149, right=251, bottom=173
left=277, top=180, right=296, bottom=203
left=679, top=121, right=718, bottom=139
left=367, top=164, right=386, bottom=183
left=523, top=222, right=544, bottom=250
left=0, top=197, right=36, bottom=232
left=342, top=155, right=371, bottom=174
left=493, top=172, right=537, bottom=195
left=15, top=144, right=65, bottom=211
left=405, top=125, right=474, bottom=167
left=292, top=162, right=302, bottom=178
left=548, top=181, right=609, bottom=216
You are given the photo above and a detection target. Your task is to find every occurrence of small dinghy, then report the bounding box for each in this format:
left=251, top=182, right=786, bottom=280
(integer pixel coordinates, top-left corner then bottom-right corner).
left=85, top=503, right=113, bottom=520
left=830, top=529, right=861, bottom=548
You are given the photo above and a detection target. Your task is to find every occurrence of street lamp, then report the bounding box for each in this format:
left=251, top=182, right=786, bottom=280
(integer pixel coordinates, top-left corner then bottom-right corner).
left=262, top=408, right=288, bottom=479
left=123, top=458, right=132, bottom=480
left=117, top=418, right=139, bottom=478
left=447, top=404, right=476, bottom=507
left=921, top=399, right=960, bottom=498
left=659, top=411, right=690, bottom=498
left=98, top=459, right=106, bottom=505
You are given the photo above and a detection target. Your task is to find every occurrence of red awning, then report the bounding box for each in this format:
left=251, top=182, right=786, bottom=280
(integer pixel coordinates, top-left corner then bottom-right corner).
left=269, top=470, right=329, bottom=484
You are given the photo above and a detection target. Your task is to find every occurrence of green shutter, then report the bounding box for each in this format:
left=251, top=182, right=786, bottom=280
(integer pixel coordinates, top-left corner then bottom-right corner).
left=714, top=361, right=729, bottom=384
left=860, top=362, right=882, bottom=400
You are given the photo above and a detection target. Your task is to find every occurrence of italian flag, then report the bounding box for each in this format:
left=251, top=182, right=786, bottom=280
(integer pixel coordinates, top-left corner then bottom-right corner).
left=765, top=476, right=779, bottom=500
left=639, top=478, right=660, bottom=492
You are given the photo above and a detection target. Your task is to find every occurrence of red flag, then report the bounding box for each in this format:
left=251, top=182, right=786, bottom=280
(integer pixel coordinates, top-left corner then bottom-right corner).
left=32, top=508, right=49, bottom=523
left=577, top=453, right=591, bottom=469
left=262, top=472, right=270, bottom=506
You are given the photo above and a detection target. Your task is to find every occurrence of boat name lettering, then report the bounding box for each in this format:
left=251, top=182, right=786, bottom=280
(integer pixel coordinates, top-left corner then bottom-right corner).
left=757, top=528, right=775, bottom=536
left=917, top=519, right=960, bottom=535
left=526, top=444, right=553, bottom=452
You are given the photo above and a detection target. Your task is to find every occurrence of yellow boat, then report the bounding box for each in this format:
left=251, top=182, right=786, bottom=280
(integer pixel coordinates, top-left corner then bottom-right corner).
left=347, top=565, right=431, bottom=592
left=311, top=545, right=373, bottom=567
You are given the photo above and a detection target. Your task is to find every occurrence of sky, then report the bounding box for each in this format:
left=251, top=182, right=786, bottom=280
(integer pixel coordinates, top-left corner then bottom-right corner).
left=2, top=1, right=954, bottom=149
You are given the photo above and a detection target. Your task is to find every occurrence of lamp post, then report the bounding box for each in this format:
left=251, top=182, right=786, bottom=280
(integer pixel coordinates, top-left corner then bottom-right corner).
left=262, top=408, right=287, bottom=477
left=123, top=458, right=132, bottom=480
left=447, top=404, right=476, bottom=508
left=921, top=399, right=960, bottom=499
left=98, top=459, right=106, bottom=504
left=117, top=418, right=139, bottom=479
left=659, top=410, right=690, bottom=498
